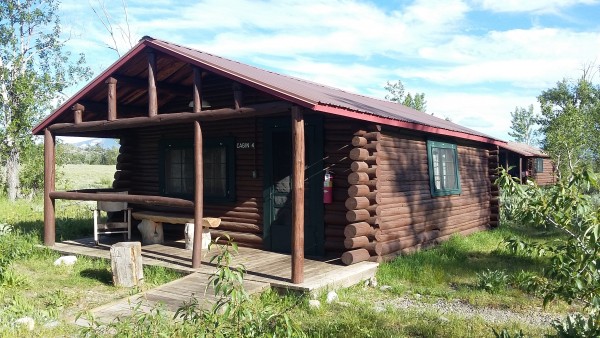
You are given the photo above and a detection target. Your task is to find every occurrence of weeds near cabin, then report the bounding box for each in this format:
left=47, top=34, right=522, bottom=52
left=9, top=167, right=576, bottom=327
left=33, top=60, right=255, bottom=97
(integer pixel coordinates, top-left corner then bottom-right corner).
left=476, top=269, right=510, bottom=294
left=81, top=235, right=304, bottom=337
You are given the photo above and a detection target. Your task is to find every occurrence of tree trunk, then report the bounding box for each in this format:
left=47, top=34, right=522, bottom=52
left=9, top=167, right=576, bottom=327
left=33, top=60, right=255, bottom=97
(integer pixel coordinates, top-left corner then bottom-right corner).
left=6, top=148, right=19, bottom=201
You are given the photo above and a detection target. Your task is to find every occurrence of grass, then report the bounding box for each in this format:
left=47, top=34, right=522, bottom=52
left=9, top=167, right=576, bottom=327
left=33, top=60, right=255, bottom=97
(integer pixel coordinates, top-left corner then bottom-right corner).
left=0, top=194, right=184, bottom=336
left=284, top=224, right=572, bottom=337
left=0, top=165, right=579, bottom=336
left=57, top=164, right=115, bottom=190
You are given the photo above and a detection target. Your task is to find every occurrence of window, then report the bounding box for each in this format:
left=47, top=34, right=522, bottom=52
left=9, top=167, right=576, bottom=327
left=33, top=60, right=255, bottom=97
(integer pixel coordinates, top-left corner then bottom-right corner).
left=427, top=140, right=461, bottom=196
left=160, top=138, right=235, bottom=202
left=534, top=158, right=544, bottom=173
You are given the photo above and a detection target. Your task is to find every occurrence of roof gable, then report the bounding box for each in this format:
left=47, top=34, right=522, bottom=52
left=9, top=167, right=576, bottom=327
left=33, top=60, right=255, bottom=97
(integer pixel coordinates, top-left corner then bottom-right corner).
left=33, top=36, right=504, bottom=146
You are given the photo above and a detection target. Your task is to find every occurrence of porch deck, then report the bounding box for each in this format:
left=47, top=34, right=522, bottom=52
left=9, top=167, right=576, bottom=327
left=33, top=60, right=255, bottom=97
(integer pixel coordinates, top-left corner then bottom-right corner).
left=51, top=238, right=378, bottom=292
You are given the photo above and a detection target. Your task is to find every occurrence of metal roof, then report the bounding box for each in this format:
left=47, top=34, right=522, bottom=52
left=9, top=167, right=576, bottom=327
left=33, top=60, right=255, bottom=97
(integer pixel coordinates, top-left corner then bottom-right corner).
left=501, top=142, right=549, bottom=157
left=33, top=37, right=506, bottom=145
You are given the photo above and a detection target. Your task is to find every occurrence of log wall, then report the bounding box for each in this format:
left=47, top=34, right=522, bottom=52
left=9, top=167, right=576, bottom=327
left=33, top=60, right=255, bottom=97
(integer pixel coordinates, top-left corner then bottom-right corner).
left=322, top=116, right=370, bottom=253
left=114, top=118, right=264, bottom=248
left=342, top=129, right=493, bottom=265
left=529, top=157, right=556, bottom=186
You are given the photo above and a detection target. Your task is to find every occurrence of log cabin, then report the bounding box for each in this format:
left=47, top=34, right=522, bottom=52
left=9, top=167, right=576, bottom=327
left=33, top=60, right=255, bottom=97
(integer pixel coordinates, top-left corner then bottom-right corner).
left=499, top=142, right=556, bottom=186
left=33, top=37, right=507, bottom=283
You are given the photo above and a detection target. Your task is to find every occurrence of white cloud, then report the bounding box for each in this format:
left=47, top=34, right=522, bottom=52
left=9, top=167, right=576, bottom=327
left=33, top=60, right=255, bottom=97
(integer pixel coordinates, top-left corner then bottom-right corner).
left=54, top=0, right=600, bottom=142
left=475, top=0, right=599, bottom=13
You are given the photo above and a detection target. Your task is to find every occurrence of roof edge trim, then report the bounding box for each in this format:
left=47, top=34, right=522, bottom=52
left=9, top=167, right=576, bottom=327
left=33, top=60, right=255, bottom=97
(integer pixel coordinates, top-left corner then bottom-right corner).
left=315, top=104, right=506, bottom=146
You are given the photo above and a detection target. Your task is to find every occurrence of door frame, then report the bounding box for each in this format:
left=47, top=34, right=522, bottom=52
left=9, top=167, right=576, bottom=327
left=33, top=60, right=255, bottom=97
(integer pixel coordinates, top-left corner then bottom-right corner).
left=262, top=115, right=324, bottom=256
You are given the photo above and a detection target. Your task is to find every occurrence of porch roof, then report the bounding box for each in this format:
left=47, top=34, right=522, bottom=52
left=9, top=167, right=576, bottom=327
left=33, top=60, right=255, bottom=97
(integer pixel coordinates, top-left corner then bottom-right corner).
left=33, top=36, right=504, bottom=145
left=500, top=142, right=550, bottom=158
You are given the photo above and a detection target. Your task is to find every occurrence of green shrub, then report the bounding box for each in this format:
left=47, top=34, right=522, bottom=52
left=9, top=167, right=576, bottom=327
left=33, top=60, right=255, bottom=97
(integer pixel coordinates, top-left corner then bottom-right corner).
left=476, top=269, right=510, bottom=293
left=548, top=312, right=600, bottom=338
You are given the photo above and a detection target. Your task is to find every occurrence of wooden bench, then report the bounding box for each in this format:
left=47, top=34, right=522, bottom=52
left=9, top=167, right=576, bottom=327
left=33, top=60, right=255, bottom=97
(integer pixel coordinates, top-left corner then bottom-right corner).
left=132, top=211, right=220, bottom=247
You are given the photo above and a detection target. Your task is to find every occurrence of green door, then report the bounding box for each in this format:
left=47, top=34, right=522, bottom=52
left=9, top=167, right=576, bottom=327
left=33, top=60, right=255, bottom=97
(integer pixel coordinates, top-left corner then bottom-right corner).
left=263, top=117, right=324, bottom=256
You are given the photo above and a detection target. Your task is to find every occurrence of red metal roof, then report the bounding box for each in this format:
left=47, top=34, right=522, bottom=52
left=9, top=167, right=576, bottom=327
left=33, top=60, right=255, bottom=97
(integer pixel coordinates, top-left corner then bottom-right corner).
left=501, top=142, right=549, bottom=157
left=33, top=37, right=506, bottom=146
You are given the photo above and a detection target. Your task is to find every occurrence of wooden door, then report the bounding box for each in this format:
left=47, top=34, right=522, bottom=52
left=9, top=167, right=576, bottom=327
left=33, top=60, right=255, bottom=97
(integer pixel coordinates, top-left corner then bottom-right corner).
left=263, top=117, right=323, bottom=256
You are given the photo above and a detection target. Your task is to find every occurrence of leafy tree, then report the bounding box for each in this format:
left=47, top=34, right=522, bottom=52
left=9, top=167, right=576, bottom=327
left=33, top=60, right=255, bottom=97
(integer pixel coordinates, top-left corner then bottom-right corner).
left=508, top=104, right=537, bottom=145
left=537, top=74, right=600, bottom=178
left=0, top=0, right=91, bottom=200
left=497, top=169, right=600, bottom=335
left=384, top=80, right=427, bottom=112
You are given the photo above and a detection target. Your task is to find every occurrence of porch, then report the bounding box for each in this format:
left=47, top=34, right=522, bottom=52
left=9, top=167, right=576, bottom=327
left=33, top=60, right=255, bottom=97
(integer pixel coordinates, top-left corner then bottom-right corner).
left=50, top=237, right=378, bottom=293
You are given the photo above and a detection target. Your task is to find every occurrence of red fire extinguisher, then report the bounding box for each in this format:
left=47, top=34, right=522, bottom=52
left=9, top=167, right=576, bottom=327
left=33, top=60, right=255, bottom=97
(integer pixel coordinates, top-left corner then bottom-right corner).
left=323, top=169, right=333, bottom=204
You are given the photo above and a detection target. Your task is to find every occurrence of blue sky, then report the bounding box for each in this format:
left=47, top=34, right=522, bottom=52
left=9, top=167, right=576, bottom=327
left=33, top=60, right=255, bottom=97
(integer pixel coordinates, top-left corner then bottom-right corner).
left=57, top=0, right=600, bottom=143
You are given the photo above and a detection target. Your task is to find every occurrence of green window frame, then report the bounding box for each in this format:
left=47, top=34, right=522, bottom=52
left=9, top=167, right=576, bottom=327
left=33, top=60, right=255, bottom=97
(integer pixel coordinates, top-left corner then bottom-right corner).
left=534, top=158, right=544, bottom=173
left=160, top=137, right=235, bottom=202
left=427, top=140, right=461, bottom=196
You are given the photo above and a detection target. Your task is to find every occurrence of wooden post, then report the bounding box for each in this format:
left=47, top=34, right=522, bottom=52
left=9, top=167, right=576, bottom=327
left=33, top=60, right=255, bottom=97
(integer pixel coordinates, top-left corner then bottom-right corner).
left=106, top=77, right=117, bottom=121
left=147, top=51, right=158, bottom=117
left=43, top=128, right=56, bottom=246
left=72, top=103, right=85, bottom=124
left=233, top=82, right=242, bottom=110
left=192, top=120, right=204, bottom=268
left=291, top=106, right=305, bottom=284
left=110, top=242, right=144, bottom=287
left=519, top=157, right=524, bottom=182
left=193, top=67, right=202, bottom=113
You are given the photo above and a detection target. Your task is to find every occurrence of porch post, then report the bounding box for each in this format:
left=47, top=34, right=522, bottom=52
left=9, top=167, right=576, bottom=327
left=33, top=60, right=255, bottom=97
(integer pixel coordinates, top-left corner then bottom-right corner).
left=519, top=157, right=523, bottom=183
left=192, top=121, right=203, bottom=268
left=291, top=106, right=305, bottom=284
left=147, top=51, right=158, bottom=117
left=192, top=66, right=204, bottom=268
left=106, top=77, right=118, bottom=121
left=43, top=128, right=56, bottom=246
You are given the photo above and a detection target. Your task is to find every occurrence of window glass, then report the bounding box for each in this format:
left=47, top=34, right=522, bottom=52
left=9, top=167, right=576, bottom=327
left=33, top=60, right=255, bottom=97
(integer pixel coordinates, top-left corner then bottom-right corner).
left=427, top=140, right=461, bottom=196
left=161, top=138, right=234, bottom=201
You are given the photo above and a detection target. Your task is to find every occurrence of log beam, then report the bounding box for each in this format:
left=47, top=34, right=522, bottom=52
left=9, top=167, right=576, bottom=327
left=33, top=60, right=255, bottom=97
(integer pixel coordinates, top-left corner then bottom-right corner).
left=106, top=77, right=117, bottom=121
left=147, top=51, right=158, bottom=117
left=50, top=191, right=194, bottom=208
left=192, top=121, right=203, bottom=268
left=43, top=129, right=56, bottom=246
left=48, top=101, right=292, bottom=135
left=291, top=106, right=305, bottom=284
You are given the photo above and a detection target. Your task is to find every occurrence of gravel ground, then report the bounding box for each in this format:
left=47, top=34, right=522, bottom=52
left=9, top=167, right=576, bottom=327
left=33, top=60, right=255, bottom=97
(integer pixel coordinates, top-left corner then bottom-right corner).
left=373, top=296, right=562, bottom=327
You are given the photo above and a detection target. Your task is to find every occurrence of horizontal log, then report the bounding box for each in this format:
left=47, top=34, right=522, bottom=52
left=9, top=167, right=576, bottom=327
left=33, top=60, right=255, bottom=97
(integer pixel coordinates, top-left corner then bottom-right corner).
left=377, top=206, right=490, bottom=230
left=211, top=229, right=262, bottom=245
left=218, top=221, right=261, bottom=234
left=49, top=101, right=292, bottom=135
left=344, top=222, right=376, bottom=238
left=341, top=249, right=370, bottom=265
left=351, top=161, right=377, bottom=174
left=344, top=236, right=370, bottom=249
left=351, top=136, right=367, bottom=147
left=375, top=230, right=440, bottom=255
left=349, top=148, right=376, bottom=162
left=50, top=191, right=194, bottom=208
left=375, top=223, right=438, bottom=241
left=345, top=196, right=372, bottom=210
left=346, top=206, right=376, bottom=222
left=348, top=172, right=373, bottom=185
left=348, top=185, right=375, bottom=198
left=376, top=197, right=490, bottom=216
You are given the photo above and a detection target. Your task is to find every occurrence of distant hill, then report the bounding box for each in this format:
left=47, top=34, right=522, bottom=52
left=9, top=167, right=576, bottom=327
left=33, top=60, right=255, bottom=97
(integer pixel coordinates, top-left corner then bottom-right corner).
left=73, top=138, right=119, bottom=149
